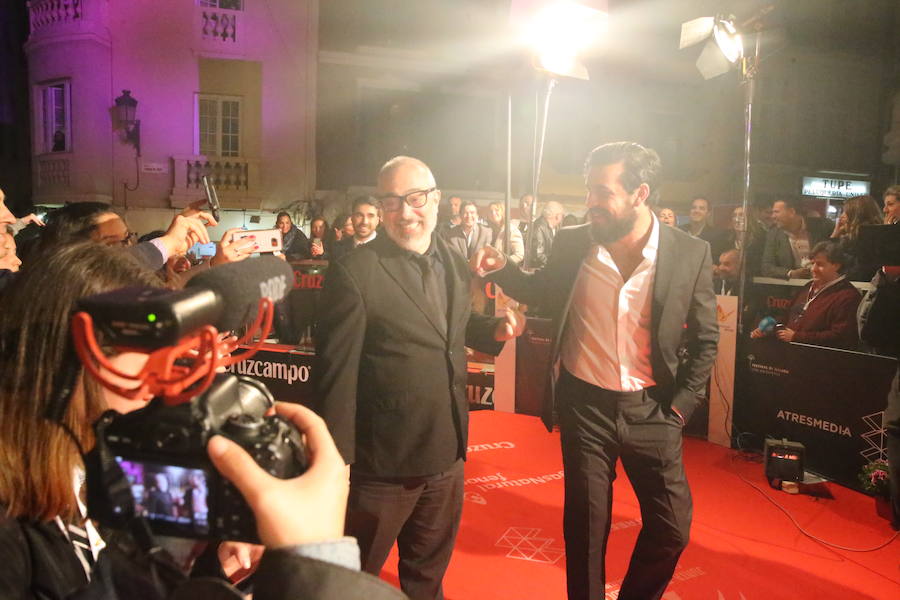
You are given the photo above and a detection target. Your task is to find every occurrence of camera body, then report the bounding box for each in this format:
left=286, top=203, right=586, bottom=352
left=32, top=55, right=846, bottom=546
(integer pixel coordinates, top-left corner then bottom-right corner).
left=87, top=373, right=307, bottom=542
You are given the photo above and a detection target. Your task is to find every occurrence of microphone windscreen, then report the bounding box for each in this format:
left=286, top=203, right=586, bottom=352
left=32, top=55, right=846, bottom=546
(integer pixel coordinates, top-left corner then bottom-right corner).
left=757, top=316, right=777, bottom=333
left=187, top=256, right=294, bottom=331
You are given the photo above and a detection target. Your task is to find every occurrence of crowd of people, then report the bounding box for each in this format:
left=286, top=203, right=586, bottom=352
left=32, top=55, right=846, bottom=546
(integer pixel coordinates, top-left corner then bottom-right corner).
left=0, top=148, right=898, bottom=600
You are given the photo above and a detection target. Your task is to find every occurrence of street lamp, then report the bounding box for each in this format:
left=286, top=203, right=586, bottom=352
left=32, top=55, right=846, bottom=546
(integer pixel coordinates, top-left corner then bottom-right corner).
left=114, top=90, right=141, bottom=156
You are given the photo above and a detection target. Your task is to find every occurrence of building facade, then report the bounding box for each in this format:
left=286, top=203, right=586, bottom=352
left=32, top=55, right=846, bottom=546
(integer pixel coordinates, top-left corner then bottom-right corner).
left=25, top=0, right=318, bottom=221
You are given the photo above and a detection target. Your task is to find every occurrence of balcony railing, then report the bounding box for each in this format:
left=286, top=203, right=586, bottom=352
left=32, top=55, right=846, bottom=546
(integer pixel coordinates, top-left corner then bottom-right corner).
left=29, top=0, right=82, bottom=34
left=36, top=156, right=71, bottom=190
left=171, top=155, right=260, bottom=208
left=201, top=9, right=238, bottom=43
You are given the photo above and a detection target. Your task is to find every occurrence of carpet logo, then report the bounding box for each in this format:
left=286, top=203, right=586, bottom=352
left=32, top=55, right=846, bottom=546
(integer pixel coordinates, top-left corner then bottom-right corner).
left=495, top=527, right=564, bottom=564
left=466, top=470, right=564, bottom=492
left=860, top=410, right=886, bottom=462
left=464, top=492, right=487, bottom=505
left=467, top=441, right=515, bottom=453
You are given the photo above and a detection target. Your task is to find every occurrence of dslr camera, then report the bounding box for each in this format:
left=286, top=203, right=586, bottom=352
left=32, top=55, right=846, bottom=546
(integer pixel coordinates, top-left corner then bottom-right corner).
left=88, top=373, right=306, bottom=543
left=74, top=267, right=306, bottom=543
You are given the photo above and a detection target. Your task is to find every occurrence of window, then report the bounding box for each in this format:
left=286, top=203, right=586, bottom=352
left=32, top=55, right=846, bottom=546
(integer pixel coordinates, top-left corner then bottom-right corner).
left=197, top=94, right=241, bottom=157
left=198, top=0, right=243, bottom=9
left=40, top=81, right=70, bottom=153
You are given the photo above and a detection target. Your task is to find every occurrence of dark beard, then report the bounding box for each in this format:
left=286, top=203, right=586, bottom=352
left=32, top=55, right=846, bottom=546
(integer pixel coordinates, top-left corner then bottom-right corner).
left=589, top=207, right=637, bottom=244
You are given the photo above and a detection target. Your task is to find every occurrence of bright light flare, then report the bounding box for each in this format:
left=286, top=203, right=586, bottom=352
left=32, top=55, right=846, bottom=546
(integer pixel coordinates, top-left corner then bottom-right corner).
left=519, top=1, right=607, bottom=78
left=713, top=19, right=743, bottom=63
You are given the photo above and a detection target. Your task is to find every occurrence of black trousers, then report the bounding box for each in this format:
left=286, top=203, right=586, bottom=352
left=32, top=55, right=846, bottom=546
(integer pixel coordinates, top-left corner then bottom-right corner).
left=884, top=368, right=900, bottom=529
left=557, top=369, right=692, bottom=600
left=346, top=460, right=464, bottom=600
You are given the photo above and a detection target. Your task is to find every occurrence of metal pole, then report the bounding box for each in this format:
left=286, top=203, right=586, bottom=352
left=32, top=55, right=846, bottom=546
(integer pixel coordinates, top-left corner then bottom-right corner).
left=736, top=30, right=761, bottom=334
left=504, top=93, right=512, bottom=256
left=524, top=75, right=557, bottom=269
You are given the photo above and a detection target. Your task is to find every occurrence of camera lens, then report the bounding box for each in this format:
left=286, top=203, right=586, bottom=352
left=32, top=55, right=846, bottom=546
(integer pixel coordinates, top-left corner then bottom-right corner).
left=236, top=376, right=275, bottom=418
left=222, top=413, right=264, bottom=440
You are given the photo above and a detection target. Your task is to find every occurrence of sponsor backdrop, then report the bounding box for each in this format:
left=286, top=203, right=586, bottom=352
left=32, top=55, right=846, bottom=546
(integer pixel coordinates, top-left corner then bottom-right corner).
left=231, top=344, right=495, bottom=410
left=734, top=338, right=897, bottom=491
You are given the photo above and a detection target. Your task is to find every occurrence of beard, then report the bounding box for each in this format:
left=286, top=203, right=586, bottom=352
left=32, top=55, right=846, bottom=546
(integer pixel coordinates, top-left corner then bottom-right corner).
left=588, top=205, right=637, bottom=244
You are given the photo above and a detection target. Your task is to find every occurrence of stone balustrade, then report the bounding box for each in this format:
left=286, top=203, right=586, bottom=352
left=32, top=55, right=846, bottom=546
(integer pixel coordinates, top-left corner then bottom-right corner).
left=28, top=0, right=82, bottom=34
left=201, top=9, right=238, bottom=43
left=171, top=155, right=260, bottom=209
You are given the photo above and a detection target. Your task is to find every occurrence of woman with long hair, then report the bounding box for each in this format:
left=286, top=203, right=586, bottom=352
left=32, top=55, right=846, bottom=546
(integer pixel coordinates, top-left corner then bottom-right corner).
left=0, top=242, right=165, bottom=597
left=831, top=195, right=884, bottom=280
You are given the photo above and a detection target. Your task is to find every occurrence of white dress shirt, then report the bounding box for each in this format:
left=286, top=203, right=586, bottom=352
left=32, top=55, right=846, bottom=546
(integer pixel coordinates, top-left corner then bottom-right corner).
left=560, top=216, right=660, bottom=392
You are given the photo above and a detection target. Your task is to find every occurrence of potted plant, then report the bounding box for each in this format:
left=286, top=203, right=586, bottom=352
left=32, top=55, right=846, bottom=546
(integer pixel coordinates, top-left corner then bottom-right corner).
left=858, top=459, right=891, bottom=520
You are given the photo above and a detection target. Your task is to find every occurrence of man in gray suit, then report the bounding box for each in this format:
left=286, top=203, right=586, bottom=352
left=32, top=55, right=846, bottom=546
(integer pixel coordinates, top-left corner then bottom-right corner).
left=475, top=141, right=718, bottom=600
left=760, top=196, right=833, bottom=278
left=446, top=200, right=491, bottom=260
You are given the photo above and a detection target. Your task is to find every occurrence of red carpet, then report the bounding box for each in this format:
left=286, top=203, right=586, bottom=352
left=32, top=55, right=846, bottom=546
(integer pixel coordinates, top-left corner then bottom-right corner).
left=381, top=411, right=900, bottom=599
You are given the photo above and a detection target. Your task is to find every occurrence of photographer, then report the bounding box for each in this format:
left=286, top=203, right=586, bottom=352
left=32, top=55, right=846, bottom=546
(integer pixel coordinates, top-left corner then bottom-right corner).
left=0, top=242, right=406, bottom=599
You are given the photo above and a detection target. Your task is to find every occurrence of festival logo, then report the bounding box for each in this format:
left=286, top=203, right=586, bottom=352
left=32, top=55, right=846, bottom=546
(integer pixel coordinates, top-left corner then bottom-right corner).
left=860, top=410, right=887, bottom=462
left=495, top=527, right=564, bottom=564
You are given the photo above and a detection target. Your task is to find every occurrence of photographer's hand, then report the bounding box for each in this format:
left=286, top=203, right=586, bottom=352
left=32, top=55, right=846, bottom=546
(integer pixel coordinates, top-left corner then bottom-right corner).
left=218, top=540, right=264, bottom=583
left=207, top=403, right=349, bottom=548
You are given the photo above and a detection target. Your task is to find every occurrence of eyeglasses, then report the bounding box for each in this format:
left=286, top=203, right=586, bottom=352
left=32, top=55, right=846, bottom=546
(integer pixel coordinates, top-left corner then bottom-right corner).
left=107, top=231, right=137, bottom=247
left=378, top=187, right=437, bottom=212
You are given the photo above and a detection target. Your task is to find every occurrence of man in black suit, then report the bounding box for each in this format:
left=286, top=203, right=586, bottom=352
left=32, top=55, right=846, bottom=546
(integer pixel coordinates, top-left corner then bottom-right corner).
left=315, top=156, right=524, bottom=599
left=445, top=200, right=491, bottom=259
left=760, top=196, right=833, bottom=278
left=475, top=142, right=719, bottom=600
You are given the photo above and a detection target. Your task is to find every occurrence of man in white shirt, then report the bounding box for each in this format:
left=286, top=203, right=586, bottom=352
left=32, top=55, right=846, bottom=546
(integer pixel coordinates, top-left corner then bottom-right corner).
left=332, top=196, right=381, bottom=261
left=446, top=201, right=491, bottom=259
left=475, top=142, right=718, bottom=600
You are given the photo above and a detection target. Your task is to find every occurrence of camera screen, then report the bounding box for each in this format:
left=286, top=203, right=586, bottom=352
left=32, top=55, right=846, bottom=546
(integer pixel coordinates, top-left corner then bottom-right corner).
left=116, top=457, right=211, bottom=535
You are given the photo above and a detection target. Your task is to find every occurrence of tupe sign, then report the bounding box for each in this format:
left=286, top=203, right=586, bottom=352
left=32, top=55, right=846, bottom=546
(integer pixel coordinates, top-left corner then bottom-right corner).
left=801, top=177, right=869, bottom=199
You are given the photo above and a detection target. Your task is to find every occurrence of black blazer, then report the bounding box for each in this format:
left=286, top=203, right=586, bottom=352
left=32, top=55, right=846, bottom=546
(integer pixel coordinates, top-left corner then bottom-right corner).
left=314, top=233, right=503, bottom=477
left=489, top=223, right=719, bottom=430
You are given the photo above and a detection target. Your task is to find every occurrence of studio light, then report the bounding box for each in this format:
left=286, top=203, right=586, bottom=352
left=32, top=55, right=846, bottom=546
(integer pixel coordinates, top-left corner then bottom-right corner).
left=679, top=14, right=743, bottom=80
left=519, top=1, right=606, bottom=80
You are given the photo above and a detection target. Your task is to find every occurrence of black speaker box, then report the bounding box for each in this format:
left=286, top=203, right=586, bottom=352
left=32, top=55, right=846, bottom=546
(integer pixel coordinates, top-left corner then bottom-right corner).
left=764, top=437, right=805, bottom=483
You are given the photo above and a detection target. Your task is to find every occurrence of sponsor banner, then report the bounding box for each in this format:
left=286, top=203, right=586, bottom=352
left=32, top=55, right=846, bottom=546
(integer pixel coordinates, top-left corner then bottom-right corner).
left=226, top=345, right=317, bottom=408
left=709, top=295, right=737, bottom=447
left=228, top=344, right=498, bottom=411
left=735, top=338, right=896, bottom=491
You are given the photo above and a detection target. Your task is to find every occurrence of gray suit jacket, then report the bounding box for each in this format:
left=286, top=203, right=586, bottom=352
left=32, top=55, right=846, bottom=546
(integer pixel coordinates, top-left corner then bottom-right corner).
left=446, top=223, right=491, bottom=259
left=489, top=223, right=719, bottom=431
left=760, top=217, right=833, bottom=278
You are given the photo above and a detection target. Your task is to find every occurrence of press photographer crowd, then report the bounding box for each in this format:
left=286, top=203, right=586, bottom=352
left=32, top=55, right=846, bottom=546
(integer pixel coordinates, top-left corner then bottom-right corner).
left=0, top=141, right=898, bottom=600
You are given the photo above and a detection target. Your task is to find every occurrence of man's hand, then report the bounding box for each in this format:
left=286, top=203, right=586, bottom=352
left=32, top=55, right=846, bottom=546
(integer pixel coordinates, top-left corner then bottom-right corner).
left=471, top=244, right=507, bottom=276
left=786, top=267, right=811, bottom=279
left=750, top=328, right=765, bottom=339
left=217, top=541, right=264, bottom=583
left=493, top=306, right=526, bottom=341
left=775, top=328, right=795, bottom=342
left=158, top=211, right=218, bottom=258
left=207, top=402, right=349, bottom=548
left=211, top=228, right=257, bottom=266
left=18, top=213, right=45, bottom=227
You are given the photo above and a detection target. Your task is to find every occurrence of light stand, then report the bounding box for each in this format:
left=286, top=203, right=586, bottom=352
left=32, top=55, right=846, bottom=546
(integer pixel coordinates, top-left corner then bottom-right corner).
left=735, top=29, right=762, bottom=334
